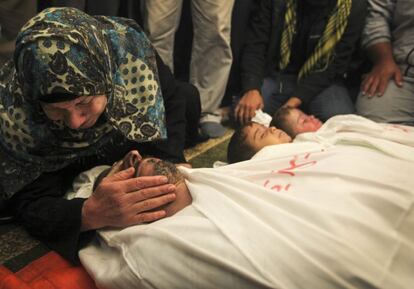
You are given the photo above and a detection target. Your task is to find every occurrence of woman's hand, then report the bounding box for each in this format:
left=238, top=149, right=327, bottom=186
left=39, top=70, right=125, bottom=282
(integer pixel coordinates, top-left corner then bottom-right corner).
left=235, top=89, right=264, bottom=125
left=81, top=166, right=176, bottom=231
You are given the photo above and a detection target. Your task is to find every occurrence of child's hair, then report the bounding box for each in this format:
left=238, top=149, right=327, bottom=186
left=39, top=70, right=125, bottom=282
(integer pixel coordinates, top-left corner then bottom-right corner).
left=227, top=123, right=257, bottom=164
left=270, top=107, right=295, bottom=137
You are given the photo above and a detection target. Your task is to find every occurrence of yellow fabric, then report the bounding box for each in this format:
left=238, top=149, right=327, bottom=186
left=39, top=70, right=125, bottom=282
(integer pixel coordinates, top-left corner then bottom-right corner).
left=279, top=0, right=352, bottom=79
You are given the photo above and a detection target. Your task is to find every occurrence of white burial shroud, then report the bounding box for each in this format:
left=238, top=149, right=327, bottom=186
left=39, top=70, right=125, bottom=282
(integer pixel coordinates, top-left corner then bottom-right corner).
left=79, top=115, right=414, bottom=289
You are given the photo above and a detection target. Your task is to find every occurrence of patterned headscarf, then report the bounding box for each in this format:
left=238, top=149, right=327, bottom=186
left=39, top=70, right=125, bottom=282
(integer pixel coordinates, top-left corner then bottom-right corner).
left=279, top=0, right=352, bottom=79
left=0, top=8, right=167, bottom=198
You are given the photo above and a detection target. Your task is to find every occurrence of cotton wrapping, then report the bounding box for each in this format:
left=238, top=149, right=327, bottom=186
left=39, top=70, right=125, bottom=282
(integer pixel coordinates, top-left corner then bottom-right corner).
left=79, top=115, right=414, bottom=289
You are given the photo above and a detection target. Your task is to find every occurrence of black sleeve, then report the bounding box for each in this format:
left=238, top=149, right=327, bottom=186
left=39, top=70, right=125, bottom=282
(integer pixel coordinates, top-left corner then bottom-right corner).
left=10, top=167, right=94, bottom=264
left=293, top=0, right=367, bottom=104
left=240, top=0, right=273, bottom=94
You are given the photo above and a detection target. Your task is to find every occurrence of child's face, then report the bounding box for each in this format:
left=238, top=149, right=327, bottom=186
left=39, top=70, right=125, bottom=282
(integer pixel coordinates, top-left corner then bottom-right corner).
left=288, top=109, right=322, bottom=135
left=244, top=122, right=292, bottom=152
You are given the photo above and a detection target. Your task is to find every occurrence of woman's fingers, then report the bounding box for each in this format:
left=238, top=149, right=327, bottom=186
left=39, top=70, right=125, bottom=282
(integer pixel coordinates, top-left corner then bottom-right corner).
left=104, top=171, right=169, bottom=193
left=126, top=183, right=176, bottom=203
left=130, top=193, right=176, bottom=215
left=131, top=210, right=167, bottom=224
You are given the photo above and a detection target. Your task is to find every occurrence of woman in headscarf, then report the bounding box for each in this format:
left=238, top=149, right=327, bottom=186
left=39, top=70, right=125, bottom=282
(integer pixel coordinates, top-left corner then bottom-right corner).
left=0, top=7, right=200, bottom=263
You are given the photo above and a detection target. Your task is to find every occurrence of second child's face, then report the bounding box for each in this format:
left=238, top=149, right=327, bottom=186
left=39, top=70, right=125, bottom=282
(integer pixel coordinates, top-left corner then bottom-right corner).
left=244, top=123, right=292, bottom=152
left=288, top=109, right=322, bottom=135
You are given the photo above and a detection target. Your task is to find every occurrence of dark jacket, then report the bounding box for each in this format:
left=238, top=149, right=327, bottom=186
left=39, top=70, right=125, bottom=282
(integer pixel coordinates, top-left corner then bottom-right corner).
left=241, top=0, right=367, bottom=104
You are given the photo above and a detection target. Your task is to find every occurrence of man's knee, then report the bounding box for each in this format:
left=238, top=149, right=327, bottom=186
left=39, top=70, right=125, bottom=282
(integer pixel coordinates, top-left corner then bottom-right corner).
left=356, top=81, right=414, bottom=123
left=310, top=84, right=355, bottom=121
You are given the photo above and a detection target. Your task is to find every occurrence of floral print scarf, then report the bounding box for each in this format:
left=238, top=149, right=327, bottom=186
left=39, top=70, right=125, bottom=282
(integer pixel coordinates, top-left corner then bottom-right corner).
left=0, top=7, right=167, bottom=198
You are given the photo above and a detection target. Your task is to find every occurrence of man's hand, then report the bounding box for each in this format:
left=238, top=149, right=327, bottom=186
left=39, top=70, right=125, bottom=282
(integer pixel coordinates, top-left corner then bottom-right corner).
left=361, top=60, right=403, bottom=97
left=81, top=166, right=176, bottom=231
left=283, top=96, right=302, bottom=108
left=235, top=89, right=264, bottom=124
left=361, top=42, right=403, bottom=97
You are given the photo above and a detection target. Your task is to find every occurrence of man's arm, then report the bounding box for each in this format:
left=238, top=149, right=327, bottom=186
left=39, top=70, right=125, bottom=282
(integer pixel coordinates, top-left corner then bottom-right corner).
left=240, top=0, right=273, bottom=94
left=236, top=0, right=273, bottom=124
left=360, top=0, right=402, bottom=97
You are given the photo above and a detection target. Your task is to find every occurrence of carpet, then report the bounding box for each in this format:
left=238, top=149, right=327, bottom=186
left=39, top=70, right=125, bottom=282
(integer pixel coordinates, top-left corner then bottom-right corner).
left=0, top=252, right=97, bottom=289
left=0, top=129, right=234, bottom=285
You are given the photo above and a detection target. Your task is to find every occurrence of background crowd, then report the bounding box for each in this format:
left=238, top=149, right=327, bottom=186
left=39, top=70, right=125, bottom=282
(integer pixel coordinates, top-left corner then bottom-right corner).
left=2, top=0, right=413, bottom=132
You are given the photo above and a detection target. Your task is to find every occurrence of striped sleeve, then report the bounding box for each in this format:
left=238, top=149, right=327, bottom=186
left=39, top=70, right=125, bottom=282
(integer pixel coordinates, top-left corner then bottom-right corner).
left=362, top=0, right=396, bottom=48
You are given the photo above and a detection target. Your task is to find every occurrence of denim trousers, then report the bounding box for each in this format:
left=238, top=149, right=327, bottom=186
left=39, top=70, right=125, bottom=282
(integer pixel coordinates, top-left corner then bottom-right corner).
left=261, top=74, right=355, bottom=121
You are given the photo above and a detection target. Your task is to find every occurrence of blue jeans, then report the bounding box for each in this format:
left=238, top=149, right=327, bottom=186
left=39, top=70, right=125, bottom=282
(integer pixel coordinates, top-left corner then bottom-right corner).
left=261, top=74, right=355, bottom=121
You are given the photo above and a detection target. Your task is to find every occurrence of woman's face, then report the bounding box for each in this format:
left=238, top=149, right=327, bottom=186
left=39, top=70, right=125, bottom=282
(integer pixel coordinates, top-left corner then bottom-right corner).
left=41, top=95, right=107, bottom=129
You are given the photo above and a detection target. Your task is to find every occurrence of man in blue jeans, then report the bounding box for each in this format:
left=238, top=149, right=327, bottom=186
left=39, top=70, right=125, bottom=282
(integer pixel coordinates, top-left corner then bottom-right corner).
left=235, top=0, right=367, bottom=124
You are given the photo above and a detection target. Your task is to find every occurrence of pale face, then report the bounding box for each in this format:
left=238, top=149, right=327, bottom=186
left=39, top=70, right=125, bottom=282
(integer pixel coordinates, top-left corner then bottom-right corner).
left=288, top=109, right=322, bottom=136
left=244, top=122, right=292, bottom=153
left=41, top=95, right=107, bottom=130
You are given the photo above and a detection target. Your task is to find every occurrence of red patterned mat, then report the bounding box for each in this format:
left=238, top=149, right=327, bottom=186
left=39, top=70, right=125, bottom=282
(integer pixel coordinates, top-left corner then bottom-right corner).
left=0, top=251, right=97, bottom=289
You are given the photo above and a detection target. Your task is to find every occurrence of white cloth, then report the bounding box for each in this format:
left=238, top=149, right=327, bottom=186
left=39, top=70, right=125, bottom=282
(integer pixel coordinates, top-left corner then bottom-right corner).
left=79, top=115, right=414, bottom=289
left=252, top=109, right=272, bottom=127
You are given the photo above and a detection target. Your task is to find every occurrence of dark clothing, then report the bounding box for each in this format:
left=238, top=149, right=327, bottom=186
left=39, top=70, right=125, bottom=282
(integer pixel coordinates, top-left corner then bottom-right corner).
left=240, top=0, right=367, bottom=104
left=261, top=74, right=355, bottom=121
left=284, top=1, right=335, bottom=75
left=9, top=55, right=200, bottom=264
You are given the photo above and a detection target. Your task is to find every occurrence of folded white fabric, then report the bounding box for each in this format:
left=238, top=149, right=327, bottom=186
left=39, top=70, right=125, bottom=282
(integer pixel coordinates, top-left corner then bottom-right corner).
left=79, top=115, right=414, bottom=289
left=252, top=109, right=272, bottom=127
